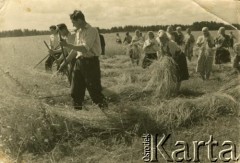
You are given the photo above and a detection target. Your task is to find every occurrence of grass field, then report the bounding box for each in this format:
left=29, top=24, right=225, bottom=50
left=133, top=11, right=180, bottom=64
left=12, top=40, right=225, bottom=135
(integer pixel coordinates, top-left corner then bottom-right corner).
left=0, top=31, right=239, bottom=162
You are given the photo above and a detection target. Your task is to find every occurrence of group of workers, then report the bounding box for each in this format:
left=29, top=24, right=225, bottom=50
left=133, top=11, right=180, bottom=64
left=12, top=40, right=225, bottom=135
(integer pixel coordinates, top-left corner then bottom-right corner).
left=41, top=9, right=239, bottom=110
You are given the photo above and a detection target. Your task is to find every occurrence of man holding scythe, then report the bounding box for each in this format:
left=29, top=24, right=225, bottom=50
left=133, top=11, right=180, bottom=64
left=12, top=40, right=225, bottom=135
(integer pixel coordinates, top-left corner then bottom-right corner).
left=51, top=23, right=76, bottom=83
left=45, top=25, right=61, bottom=72
left=59, top=10, right=108, bottom=110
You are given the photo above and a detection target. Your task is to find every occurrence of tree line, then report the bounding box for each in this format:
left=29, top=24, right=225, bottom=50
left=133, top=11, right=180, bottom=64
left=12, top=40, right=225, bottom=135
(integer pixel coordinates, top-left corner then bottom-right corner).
left=0, top=29, right=50, bottom=38
left=0, top=21, right=239, bottom=38
left=101, top=21, right=240, bottom=33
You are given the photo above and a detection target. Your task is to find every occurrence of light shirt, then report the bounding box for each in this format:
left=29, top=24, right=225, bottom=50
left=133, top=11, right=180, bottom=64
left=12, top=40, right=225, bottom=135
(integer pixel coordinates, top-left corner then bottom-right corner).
left=196, top=35, right=215, bottom=56
left=49, top=34, right=59, bottom=50
left=75, top=23, right=101, bottom=58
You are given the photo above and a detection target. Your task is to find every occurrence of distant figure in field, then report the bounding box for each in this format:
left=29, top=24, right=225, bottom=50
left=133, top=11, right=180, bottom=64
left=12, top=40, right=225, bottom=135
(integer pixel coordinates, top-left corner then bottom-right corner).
left=116, top=33, right=122, bottom=44
left=123, top=32, right=132, bottom=45
left=45, top=25, right=61, bottom=72
left=128, top=30, right=144, bottom=64
left=175, top=26, right=185, bottom=51
left=215, top=27, right=231, bottom=67
left=232, top=43, right=240, bottom=73
left=166, top=25, right=178, bottom=41
left=229, top=31, right=236, bottom=49
left=97, top=28, right=106, bottom=55
left=139, top=32, right=145, bottom=42
left=158, top=30, right=189, bottom=91
left=196, top=27, right=215, bottom=80
left=184, top=28, right=195, bottom=61
left=142, top=31, right=159, bottom=69
left=131, top=30, right=144, bottom=46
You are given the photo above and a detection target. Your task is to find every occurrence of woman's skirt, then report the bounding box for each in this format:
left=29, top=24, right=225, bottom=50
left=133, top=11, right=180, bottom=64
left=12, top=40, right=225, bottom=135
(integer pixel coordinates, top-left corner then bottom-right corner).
left=173, top=51, right=189, bottom=81
left=215, top=48, right=231, bottom=64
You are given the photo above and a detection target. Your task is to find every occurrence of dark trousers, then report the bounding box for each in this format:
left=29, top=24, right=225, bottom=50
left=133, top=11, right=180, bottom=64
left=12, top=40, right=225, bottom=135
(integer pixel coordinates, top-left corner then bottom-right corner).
left=69, top=58, right=76, bottom=85
left=215, top=48, right=231, bottom=64
left=71, top=57, right=105, bottom=107
left=45, top=53, right=61, bottom=71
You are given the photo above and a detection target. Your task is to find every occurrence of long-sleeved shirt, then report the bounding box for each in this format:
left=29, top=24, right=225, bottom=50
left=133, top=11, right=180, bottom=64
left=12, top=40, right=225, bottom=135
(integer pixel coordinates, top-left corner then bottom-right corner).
left=196, top=35, right=215, bottom=49
left=75, top=23, right=101, bottom=58
left=196, top=35, right=215, bottom=57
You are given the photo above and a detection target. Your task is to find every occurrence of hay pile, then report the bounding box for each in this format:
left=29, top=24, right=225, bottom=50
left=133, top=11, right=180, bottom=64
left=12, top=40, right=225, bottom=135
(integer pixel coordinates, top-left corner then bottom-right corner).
left=143, top=56, right=179, bottom=98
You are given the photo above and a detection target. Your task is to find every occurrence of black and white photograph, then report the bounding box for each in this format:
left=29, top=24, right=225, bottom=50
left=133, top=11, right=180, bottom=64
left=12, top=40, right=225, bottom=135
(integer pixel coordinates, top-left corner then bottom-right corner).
left=0, top=0, right=239, bottom=162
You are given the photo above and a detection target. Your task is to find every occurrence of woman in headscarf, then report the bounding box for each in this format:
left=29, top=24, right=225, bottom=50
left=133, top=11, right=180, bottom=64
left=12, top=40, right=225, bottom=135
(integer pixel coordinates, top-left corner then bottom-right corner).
left=116, top=33, right=122, bottom=44
left=166, top=25, right=177, bottom=41
left=184, top=28, right=195, bottom=61
left=142, top=31, right=159, bottom=68
left=215, top=27, right=231, bottom=67
left=158, top=30, right=189, bottom=89
left=196, top=27, right=215, bottom=80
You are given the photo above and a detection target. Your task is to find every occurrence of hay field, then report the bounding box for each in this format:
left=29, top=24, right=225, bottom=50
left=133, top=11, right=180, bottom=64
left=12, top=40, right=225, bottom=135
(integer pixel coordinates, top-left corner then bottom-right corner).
left=0, top=31, right=239, bottom=162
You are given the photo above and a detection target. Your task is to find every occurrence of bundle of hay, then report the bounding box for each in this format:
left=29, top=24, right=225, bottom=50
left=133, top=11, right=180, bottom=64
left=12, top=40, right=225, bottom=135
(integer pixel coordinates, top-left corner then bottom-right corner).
left=143, top=56, right=179, bottom=98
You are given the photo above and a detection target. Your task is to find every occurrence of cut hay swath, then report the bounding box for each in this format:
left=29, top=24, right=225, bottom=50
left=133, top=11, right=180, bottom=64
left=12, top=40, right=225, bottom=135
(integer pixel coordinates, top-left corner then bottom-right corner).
left=143, top=56, right=179, bottom=98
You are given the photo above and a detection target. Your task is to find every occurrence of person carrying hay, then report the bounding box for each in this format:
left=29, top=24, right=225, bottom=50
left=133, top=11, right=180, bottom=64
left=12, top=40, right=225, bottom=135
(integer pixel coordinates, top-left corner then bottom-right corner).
left=158, top=30, right=189, bottom=82
left=196, top=27, right=215, bottom=80
left=145, top=30, right=189, bottom=96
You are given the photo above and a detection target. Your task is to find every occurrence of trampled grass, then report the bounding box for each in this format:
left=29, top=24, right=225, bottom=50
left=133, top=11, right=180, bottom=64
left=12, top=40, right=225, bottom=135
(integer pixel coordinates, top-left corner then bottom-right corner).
left=0, top=31, right=239, bottom=162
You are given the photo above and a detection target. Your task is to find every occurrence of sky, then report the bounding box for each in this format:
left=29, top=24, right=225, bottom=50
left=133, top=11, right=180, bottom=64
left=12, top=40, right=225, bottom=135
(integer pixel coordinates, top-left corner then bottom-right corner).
left=0, top=0, right=239, bottom=31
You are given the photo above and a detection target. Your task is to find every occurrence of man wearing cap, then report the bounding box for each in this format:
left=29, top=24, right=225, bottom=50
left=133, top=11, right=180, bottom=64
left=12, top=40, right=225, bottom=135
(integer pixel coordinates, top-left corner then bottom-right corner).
left=59, top=10, right=107, bottom=110
left=45, top=25, right=61, bottom=72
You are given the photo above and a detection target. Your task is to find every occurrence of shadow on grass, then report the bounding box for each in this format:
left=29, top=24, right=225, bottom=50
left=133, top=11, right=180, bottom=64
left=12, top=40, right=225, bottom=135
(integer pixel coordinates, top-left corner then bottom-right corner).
left=178, top=88, right=205, bottom=98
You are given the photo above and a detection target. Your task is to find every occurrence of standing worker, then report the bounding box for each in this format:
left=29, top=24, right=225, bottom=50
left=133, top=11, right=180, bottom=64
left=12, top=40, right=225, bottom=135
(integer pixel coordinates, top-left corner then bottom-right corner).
left=196, top=27, right=215, bottom=80
left=59, top=10, right=108, bottom=110
left=184, top=28, right=195, bottom=61
left=215, top=27, right=231, bottom=68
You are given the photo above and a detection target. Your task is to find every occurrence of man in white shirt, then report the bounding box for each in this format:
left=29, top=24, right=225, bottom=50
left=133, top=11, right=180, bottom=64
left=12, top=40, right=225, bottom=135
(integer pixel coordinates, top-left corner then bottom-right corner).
left=59, top=10, right=107, bottom=110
